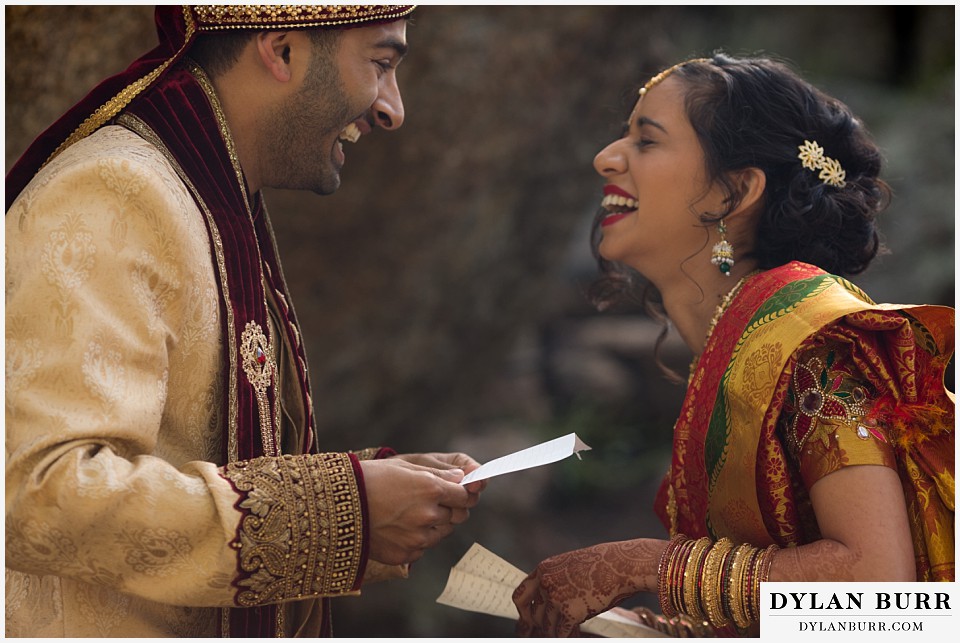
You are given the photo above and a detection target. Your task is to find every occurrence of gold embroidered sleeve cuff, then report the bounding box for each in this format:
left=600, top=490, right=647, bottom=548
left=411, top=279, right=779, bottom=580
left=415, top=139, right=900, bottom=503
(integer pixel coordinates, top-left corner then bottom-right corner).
left=350, top=447, right=396, bottom=461
left=222, top=453, right=367, bottom=606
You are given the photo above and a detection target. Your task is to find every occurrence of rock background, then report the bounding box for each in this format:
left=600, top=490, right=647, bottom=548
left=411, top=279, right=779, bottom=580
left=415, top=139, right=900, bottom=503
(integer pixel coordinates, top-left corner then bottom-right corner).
left=6, top=5, right=954, bottom=637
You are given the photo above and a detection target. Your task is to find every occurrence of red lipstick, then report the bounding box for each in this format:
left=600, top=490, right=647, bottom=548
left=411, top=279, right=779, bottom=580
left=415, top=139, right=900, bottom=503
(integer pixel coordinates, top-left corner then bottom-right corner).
left=601, top=213, right=629, bottom=227
left=603, top=184, right=636, bottom=200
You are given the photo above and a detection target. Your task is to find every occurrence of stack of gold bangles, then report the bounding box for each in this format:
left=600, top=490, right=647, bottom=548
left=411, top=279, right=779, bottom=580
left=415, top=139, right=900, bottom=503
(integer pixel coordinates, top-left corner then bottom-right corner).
left=657, top=535, right=779, bottom=632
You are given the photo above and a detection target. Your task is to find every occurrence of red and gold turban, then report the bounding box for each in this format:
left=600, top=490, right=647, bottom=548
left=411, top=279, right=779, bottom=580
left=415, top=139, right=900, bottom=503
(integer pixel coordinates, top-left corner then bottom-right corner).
left=191, top=4, right=416, bottom=30
left=6, top=5, right=416, bottom=209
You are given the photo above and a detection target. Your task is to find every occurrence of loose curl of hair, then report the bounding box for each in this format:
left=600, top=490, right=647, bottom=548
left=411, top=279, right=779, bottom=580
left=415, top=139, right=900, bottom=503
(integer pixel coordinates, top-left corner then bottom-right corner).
left=588, top=53, right=892, bottom=380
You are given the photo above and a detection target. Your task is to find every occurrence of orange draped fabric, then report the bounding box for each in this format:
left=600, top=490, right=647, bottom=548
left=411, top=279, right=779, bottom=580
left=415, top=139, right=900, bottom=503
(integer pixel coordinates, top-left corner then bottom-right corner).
left=654, top=261, right=954, bottom=581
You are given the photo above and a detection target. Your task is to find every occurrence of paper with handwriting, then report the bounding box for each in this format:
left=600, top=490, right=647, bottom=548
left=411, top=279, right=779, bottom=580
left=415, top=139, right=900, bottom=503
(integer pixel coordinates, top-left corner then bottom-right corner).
left=436, top=543, right=665, bottom=638
left=459, top=432, right=592, bottom=485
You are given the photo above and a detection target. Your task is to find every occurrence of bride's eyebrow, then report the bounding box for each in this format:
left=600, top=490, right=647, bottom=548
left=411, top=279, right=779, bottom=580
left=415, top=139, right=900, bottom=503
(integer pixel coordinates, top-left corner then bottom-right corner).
left=620, top=115, right=669, bottom=137
left=636, top=116, right=668, bottom=134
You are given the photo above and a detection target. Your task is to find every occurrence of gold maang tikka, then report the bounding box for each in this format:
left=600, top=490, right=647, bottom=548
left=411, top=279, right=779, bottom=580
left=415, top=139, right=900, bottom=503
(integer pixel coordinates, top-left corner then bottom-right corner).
left=638, top=58, right=712, bottom=97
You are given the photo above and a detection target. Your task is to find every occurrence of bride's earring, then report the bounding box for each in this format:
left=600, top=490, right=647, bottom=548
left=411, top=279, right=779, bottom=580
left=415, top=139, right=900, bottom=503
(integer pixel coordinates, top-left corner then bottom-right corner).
left=711, top=221, right=734, bottom=276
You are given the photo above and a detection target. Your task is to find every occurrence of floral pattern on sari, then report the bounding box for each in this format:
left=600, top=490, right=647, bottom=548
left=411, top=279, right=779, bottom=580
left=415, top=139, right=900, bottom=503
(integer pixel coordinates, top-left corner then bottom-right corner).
left=780, top=339, right=896, bottom=489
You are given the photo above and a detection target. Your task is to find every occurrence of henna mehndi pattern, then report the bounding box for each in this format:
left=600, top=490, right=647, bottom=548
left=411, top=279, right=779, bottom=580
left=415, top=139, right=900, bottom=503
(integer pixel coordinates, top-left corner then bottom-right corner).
left=514, top=540, right=662, bottom=636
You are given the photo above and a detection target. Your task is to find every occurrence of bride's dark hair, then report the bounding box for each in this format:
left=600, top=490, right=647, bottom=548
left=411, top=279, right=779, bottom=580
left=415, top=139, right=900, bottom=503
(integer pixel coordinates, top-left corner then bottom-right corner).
left=589, top=53, right=891, bottom=380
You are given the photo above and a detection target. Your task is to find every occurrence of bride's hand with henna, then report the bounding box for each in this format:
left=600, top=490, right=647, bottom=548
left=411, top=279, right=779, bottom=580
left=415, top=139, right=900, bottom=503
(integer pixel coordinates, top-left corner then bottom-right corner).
left=511, top=539, right=665, bottom=637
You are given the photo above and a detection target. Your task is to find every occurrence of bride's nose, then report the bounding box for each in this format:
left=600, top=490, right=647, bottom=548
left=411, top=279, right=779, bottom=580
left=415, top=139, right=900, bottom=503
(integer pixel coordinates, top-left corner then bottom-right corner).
left=593, top=140, right=627, bottom=177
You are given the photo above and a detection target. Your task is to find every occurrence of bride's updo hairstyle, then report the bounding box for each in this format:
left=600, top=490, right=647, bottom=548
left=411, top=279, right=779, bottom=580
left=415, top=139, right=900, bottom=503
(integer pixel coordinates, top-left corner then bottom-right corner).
left=590, top=53, right=891, bottom=312
left=679, top=54, right=888, bottom=271
left=589, top=54, right=892, bottom=381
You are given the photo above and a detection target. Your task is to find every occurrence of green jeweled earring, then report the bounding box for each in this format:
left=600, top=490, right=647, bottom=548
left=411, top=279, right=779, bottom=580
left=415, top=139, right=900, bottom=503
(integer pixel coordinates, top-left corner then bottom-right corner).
left=711, top=221, right=734, bottom=276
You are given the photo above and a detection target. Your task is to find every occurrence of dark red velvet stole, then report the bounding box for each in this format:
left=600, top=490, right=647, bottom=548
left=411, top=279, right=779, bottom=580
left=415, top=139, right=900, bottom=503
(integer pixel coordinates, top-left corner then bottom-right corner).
left=122, top=64, right=321, bottom=637
left=6, top=8, right=194, bottom=211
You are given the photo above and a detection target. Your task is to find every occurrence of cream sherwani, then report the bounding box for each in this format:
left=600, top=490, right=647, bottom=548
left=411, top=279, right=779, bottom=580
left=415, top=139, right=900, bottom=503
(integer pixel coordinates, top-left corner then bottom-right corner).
left=5, top=125, right=377, bottom=636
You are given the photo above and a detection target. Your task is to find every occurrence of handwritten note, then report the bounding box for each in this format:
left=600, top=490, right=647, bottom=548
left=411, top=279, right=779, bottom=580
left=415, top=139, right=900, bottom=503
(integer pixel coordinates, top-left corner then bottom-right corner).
left=436, top=543, right=527, bottom=619
left=460, top=433, right=592, bottom=485
left=437, top=543, right=665, bottom=638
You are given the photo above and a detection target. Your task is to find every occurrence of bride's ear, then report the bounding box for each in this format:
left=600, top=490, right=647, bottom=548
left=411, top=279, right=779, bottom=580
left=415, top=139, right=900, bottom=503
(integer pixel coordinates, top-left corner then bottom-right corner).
left=729, top=167, right=766, bottom=216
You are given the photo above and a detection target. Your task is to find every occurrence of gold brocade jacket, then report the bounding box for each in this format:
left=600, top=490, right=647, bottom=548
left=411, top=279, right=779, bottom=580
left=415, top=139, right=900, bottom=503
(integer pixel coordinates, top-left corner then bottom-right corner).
left=5, top=126, right=396, bottom=637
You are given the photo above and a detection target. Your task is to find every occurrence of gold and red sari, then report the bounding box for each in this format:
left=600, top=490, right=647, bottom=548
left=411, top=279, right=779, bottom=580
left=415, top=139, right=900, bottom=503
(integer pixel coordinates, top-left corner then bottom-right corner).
left=654, top=261, right=955, bottom=581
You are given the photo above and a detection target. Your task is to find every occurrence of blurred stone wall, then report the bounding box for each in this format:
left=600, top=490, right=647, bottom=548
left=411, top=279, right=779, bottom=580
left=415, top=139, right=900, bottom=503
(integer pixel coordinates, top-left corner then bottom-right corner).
left=6, top=5, right=954, bottom=637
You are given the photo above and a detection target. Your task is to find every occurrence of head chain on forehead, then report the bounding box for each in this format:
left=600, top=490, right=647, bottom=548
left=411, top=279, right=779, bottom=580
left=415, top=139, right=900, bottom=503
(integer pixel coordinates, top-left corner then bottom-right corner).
left=637, top=56, right=848, bottom=189
left=190, top=5, right=416, bottom=30
left=638, top=57, right=712, bottom=97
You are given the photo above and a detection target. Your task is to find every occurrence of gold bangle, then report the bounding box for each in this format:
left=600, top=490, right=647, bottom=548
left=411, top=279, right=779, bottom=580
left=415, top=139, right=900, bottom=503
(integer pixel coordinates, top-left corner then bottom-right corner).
left=702, top=537, right=733, bottom=627
left=670, top=539, right=696, bottom=617
left=740, top=547, right=761, bottom=628
left=723, top=544, right=743, bottom=625
left=717, top=543, right=734, bottom=626
left=657, top=535, right=689, bottom=617
left=748, top=548, right=762, bottom=621
left=720, top=545, right=740, bottom=619
left=727, top=543, right=755, bottom=629
left=682, top=537, right=711, bottom=620
left=751, top=544, right=779, bottom=621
